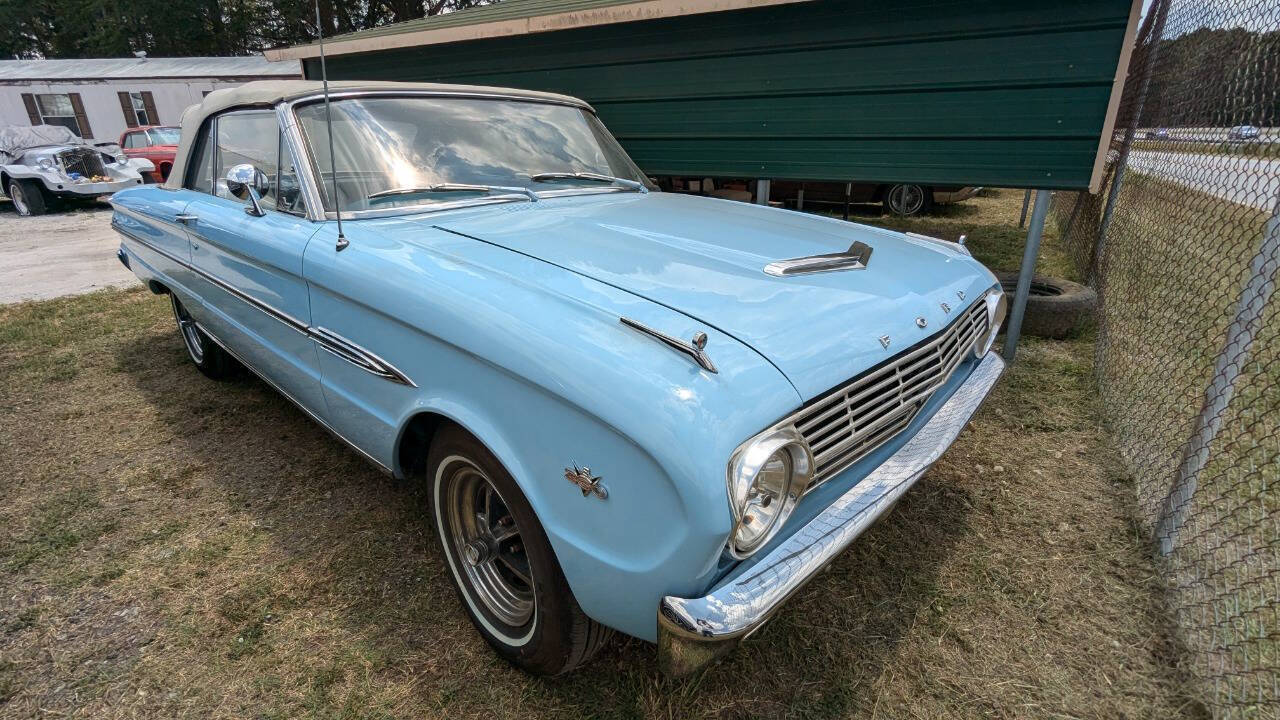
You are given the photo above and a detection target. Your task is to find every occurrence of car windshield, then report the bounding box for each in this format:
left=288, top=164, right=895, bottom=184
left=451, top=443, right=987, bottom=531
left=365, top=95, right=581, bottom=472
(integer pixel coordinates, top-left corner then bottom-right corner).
left=295, top=96, right=654, bottom=214
left=147, top=127, right=180, bottom=145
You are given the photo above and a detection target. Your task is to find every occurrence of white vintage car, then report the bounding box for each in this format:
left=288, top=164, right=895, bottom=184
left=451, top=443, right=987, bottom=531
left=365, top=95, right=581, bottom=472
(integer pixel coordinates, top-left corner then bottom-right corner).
left=1, top=125, right=153, bottom=216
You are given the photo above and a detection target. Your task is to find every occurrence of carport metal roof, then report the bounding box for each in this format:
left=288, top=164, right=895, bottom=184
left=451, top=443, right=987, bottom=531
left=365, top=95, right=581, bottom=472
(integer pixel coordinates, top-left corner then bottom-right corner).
left=265, top=0, right=811, bottom=61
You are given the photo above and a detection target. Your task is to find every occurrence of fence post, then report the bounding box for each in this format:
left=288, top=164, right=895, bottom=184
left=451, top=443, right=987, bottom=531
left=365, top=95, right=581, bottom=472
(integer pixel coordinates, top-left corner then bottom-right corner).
left=1092, top=0, right=1169, bottom=287
left=1002, top=189, right=1051, bottom=362
left=1155, top=197, right=1280, bottom=555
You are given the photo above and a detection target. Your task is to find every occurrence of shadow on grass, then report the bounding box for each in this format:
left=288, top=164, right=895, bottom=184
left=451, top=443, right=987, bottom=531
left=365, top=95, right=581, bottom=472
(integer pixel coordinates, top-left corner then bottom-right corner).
left=113, top=323, right=973, bottom=717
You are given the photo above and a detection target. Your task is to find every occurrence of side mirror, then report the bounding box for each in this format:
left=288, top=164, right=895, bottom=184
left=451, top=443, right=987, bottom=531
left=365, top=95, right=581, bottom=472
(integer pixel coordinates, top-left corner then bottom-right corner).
left=225, top=163, right=269, bottom=217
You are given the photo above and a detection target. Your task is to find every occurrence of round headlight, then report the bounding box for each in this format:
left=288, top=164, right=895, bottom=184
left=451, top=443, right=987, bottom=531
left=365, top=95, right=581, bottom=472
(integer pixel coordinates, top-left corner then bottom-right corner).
left=727, top=426, right=813, bottom=558
left=975, top=286, right=1008, bottom=357
left=36, top=157, right=55, bottom=171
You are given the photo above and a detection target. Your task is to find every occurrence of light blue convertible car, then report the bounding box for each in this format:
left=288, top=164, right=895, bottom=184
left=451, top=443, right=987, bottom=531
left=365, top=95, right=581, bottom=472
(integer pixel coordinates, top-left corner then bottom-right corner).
left=110, top=81, right=1007, bottom=677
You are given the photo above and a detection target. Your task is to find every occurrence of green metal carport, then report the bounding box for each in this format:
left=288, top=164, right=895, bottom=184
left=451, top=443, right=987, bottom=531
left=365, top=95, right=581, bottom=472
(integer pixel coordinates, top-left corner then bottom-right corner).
left=266, top=0, right=1141, bottom=358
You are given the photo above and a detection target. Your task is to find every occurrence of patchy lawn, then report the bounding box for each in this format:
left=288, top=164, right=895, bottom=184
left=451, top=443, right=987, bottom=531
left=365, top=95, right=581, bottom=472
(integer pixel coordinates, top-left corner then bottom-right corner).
left=0, top=191, right=1200, bottom=718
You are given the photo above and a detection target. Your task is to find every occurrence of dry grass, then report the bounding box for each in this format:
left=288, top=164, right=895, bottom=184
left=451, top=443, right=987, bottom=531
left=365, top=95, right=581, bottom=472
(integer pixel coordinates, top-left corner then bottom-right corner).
left=0, top=190, right=1201, bottom=718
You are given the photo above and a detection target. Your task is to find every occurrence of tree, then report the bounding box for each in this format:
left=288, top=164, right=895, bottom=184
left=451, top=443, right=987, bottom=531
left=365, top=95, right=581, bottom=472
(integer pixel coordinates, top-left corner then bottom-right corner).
left=0, top=0, right=496, bottom=59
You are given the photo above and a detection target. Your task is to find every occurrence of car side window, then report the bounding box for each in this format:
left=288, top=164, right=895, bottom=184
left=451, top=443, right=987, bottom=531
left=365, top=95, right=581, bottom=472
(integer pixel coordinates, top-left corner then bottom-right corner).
left=184, top=122, right=215, bottom=194
left=214, top=111, right=278, bottom=208
left=122, top=132, right=139, bottom=149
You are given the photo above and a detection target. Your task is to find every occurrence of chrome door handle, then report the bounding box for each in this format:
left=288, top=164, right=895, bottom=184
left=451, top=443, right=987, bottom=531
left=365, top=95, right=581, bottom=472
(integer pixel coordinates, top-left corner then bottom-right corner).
left=175, top=213, right=198, bottom=223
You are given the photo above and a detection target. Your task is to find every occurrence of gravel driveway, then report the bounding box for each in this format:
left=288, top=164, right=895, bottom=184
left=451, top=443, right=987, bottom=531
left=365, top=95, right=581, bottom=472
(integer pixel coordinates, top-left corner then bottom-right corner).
left=0, top=200, right=137, bottom=304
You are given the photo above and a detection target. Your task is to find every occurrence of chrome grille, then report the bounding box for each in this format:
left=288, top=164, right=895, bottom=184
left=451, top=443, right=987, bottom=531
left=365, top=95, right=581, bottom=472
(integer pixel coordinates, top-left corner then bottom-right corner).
left=794, top=300, right=989, bottom=486
left=58, top=147, right=106, bottom=178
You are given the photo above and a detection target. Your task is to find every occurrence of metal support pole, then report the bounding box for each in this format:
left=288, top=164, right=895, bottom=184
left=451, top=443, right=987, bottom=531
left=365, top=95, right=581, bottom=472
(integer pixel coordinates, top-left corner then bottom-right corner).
left=755, top=179, right=771, bottom=205
left=1018, top=189, right=1032, bottom=228
left=1156, top=198, right=1280, bottom=555
left=796, top=187, right=805, bottom=211
left=843, top=182, right=852, bottom=221
left=1002, top=189, right=1051, bottom=362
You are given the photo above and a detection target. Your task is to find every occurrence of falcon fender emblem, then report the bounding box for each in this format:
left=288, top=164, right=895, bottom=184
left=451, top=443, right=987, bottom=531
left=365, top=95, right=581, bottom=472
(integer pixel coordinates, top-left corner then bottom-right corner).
left=565, top=465, right=608, bottom=500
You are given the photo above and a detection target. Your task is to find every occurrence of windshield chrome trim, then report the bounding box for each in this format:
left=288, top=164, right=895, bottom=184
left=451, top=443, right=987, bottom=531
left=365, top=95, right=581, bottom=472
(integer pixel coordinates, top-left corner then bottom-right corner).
left=288, top=89, right=593, bottom=112
left=276, top=103, right=327, bottom=222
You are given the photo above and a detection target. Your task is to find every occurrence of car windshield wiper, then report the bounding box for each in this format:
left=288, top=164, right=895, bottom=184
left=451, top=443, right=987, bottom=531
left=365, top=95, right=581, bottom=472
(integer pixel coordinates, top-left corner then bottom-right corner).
left=530, top=172, right=647, bottom=193
left=367, top=183, right=539, bottom=202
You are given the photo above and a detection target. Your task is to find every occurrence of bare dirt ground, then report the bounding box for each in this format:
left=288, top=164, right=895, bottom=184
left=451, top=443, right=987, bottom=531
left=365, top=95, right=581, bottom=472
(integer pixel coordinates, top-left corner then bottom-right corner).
left=0, top=200, right=135, bottom=304
left=0, top=190, right=1205, bottom=718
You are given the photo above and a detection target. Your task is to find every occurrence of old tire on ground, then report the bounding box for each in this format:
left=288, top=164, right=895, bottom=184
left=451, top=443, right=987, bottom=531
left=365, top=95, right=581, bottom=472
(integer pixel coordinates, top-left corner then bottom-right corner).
left=170, top=294, right=239, bottom=379
left=8, top=178, right=48, bottom=216
left=995, top=273, right=1096, bottom=340
left=883, top=183, right=934, bottom=216
left=429, top=424, right=612, bottom=675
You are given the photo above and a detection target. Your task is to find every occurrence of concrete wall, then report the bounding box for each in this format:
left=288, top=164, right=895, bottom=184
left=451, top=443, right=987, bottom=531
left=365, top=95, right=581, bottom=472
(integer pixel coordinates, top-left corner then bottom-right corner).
left=0, top=77, right=276, bottom=144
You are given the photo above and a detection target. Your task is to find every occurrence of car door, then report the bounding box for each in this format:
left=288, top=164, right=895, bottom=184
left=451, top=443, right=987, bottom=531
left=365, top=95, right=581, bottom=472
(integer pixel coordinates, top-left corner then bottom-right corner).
left=179, top=109, right=328, bottom=414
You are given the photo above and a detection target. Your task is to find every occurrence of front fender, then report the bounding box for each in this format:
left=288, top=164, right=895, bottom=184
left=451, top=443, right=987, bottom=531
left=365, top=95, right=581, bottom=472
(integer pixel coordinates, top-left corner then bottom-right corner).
left=2, top=164, right=55, bottom=184
left=303, top=218, right=802, bottom=642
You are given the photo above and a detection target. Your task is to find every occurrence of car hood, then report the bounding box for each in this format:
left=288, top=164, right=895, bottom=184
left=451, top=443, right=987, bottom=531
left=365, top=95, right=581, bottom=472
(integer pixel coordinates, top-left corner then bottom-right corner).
left=434, top=192, right=997, bottom=400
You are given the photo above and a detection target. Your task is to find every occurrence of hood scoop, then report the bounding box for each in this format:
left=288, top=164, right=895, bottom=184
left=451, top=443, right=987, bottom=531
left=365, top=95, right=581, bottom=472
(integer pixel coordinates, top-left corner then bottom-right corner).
left=763, top=241, right=873, bottom=277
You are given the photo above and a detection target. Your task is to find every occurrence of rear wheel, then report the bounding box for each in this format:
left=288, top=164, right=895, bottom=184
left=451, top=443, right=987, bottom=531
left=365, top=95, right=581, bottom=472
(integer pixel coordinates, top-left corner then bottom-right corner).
left=883, top=183, right=933, bottom=216
left=429, top=425, right=612, bottom=675
left=8, top=178, right=48, bottom=216
left=170, top=294, right=238, bottom=379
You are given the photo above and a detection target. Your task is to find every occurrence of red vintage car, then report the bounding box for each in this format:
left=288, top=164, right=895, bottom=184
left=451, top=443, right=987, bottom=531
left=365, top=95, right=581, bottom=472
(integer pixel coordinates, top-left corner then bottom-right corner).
left=118, top=125, right=180, bottom=183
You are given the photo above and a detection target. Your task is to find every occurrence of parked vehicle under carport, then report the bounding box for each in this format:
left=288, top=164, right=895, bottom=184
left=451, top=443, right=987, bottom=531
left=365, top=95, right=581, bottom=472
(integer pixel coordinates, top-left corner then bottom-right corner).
left=0, top=125, right=152, bottom=216
left=771, top=180, right=982, bottom=216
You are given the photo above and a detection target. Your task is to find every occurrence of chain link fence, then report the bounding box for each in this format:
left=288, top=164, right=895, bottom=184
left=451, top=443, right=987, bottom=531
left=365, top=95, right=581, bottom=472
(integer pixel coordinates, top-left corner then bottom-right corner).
left=1051, top=0, right=1278, bottom=714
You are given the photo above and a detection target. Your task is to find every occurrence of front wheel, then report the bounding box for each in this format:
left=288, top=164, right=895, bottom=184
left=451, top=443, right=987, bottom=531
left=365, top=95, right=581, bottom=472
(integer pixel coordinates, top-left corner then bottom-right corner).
left=8, top=178, right=48, bottom=216
left=883, top=183, right=933, bottom=216
left=429, top=425, right=612, bottom=675
left=170, top=294, right=238, bottom=379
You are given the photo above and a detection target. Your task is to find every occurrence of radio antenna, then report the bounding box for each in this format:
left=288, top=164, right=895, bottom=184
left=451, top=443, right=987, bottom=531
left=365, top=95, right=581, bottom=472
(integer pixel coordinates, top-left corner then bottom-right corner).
left=315, top=0, right=348, bottom=251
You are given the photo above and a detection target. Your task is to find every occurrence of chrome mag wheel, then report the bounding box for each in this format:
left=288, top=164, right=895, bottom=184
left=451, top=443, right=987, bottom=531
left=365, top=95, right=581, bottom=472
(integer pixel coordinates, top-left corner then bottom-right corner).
left=442, top=459, right=535, bottom=628
left=9, top=181, right=30, bottom=216
left=170, top=295, right=205, bottom=364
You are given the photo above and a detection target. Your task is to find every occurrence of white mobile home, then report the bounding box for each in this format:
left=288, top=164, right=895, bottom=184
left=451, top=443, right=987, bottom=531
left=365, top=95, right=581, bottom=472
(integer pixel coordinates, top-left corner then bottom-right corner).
left=0, top=56, right=298, bottom=144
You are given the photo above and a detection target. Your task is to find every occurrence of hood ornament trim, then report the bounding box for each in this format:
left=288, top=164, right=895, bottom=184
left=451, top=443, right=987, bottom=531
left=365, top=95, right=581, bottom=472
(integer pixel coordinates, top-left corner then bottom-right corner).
left=620, top=317, right=717, bottom=373
left=764, top=241, right=872, bottom=277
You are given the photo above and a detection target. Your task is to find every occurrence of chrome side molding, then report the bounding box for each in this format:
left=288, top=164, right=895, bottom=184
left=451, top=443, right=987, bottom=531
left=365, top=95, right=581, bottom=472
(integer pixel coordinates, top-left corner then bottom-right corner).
left=311, top=326, right=416, bottom=386
left=763, top=241, right=873, bottom=277
left=620, top=317, right=717, bottom=373
left=112, top=222, right=415, bottom=388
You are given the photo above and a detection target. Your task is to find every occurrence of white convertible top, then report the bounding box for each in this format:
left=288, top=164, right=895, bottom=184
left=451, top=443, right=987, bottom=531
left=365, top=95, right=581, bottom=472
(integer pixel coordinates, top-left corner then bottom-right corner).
left=163, top=80, right=593, bottom=189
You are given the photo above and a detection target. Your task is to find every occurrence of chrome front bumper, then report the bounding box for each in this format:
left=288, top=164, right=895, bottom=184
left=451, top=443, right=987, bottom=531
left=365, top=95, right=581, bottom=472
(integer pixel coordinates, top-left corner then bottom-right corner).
left=657, top=351, right=1005, bottom=677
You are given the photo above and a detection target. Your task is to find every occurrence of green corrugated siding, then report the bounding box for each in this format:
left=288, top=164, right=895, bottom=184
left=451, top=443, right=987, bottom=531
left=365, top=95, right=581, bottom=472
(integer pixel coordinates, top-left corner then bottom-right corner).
left=303, top=0, right=1133, bottom=189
